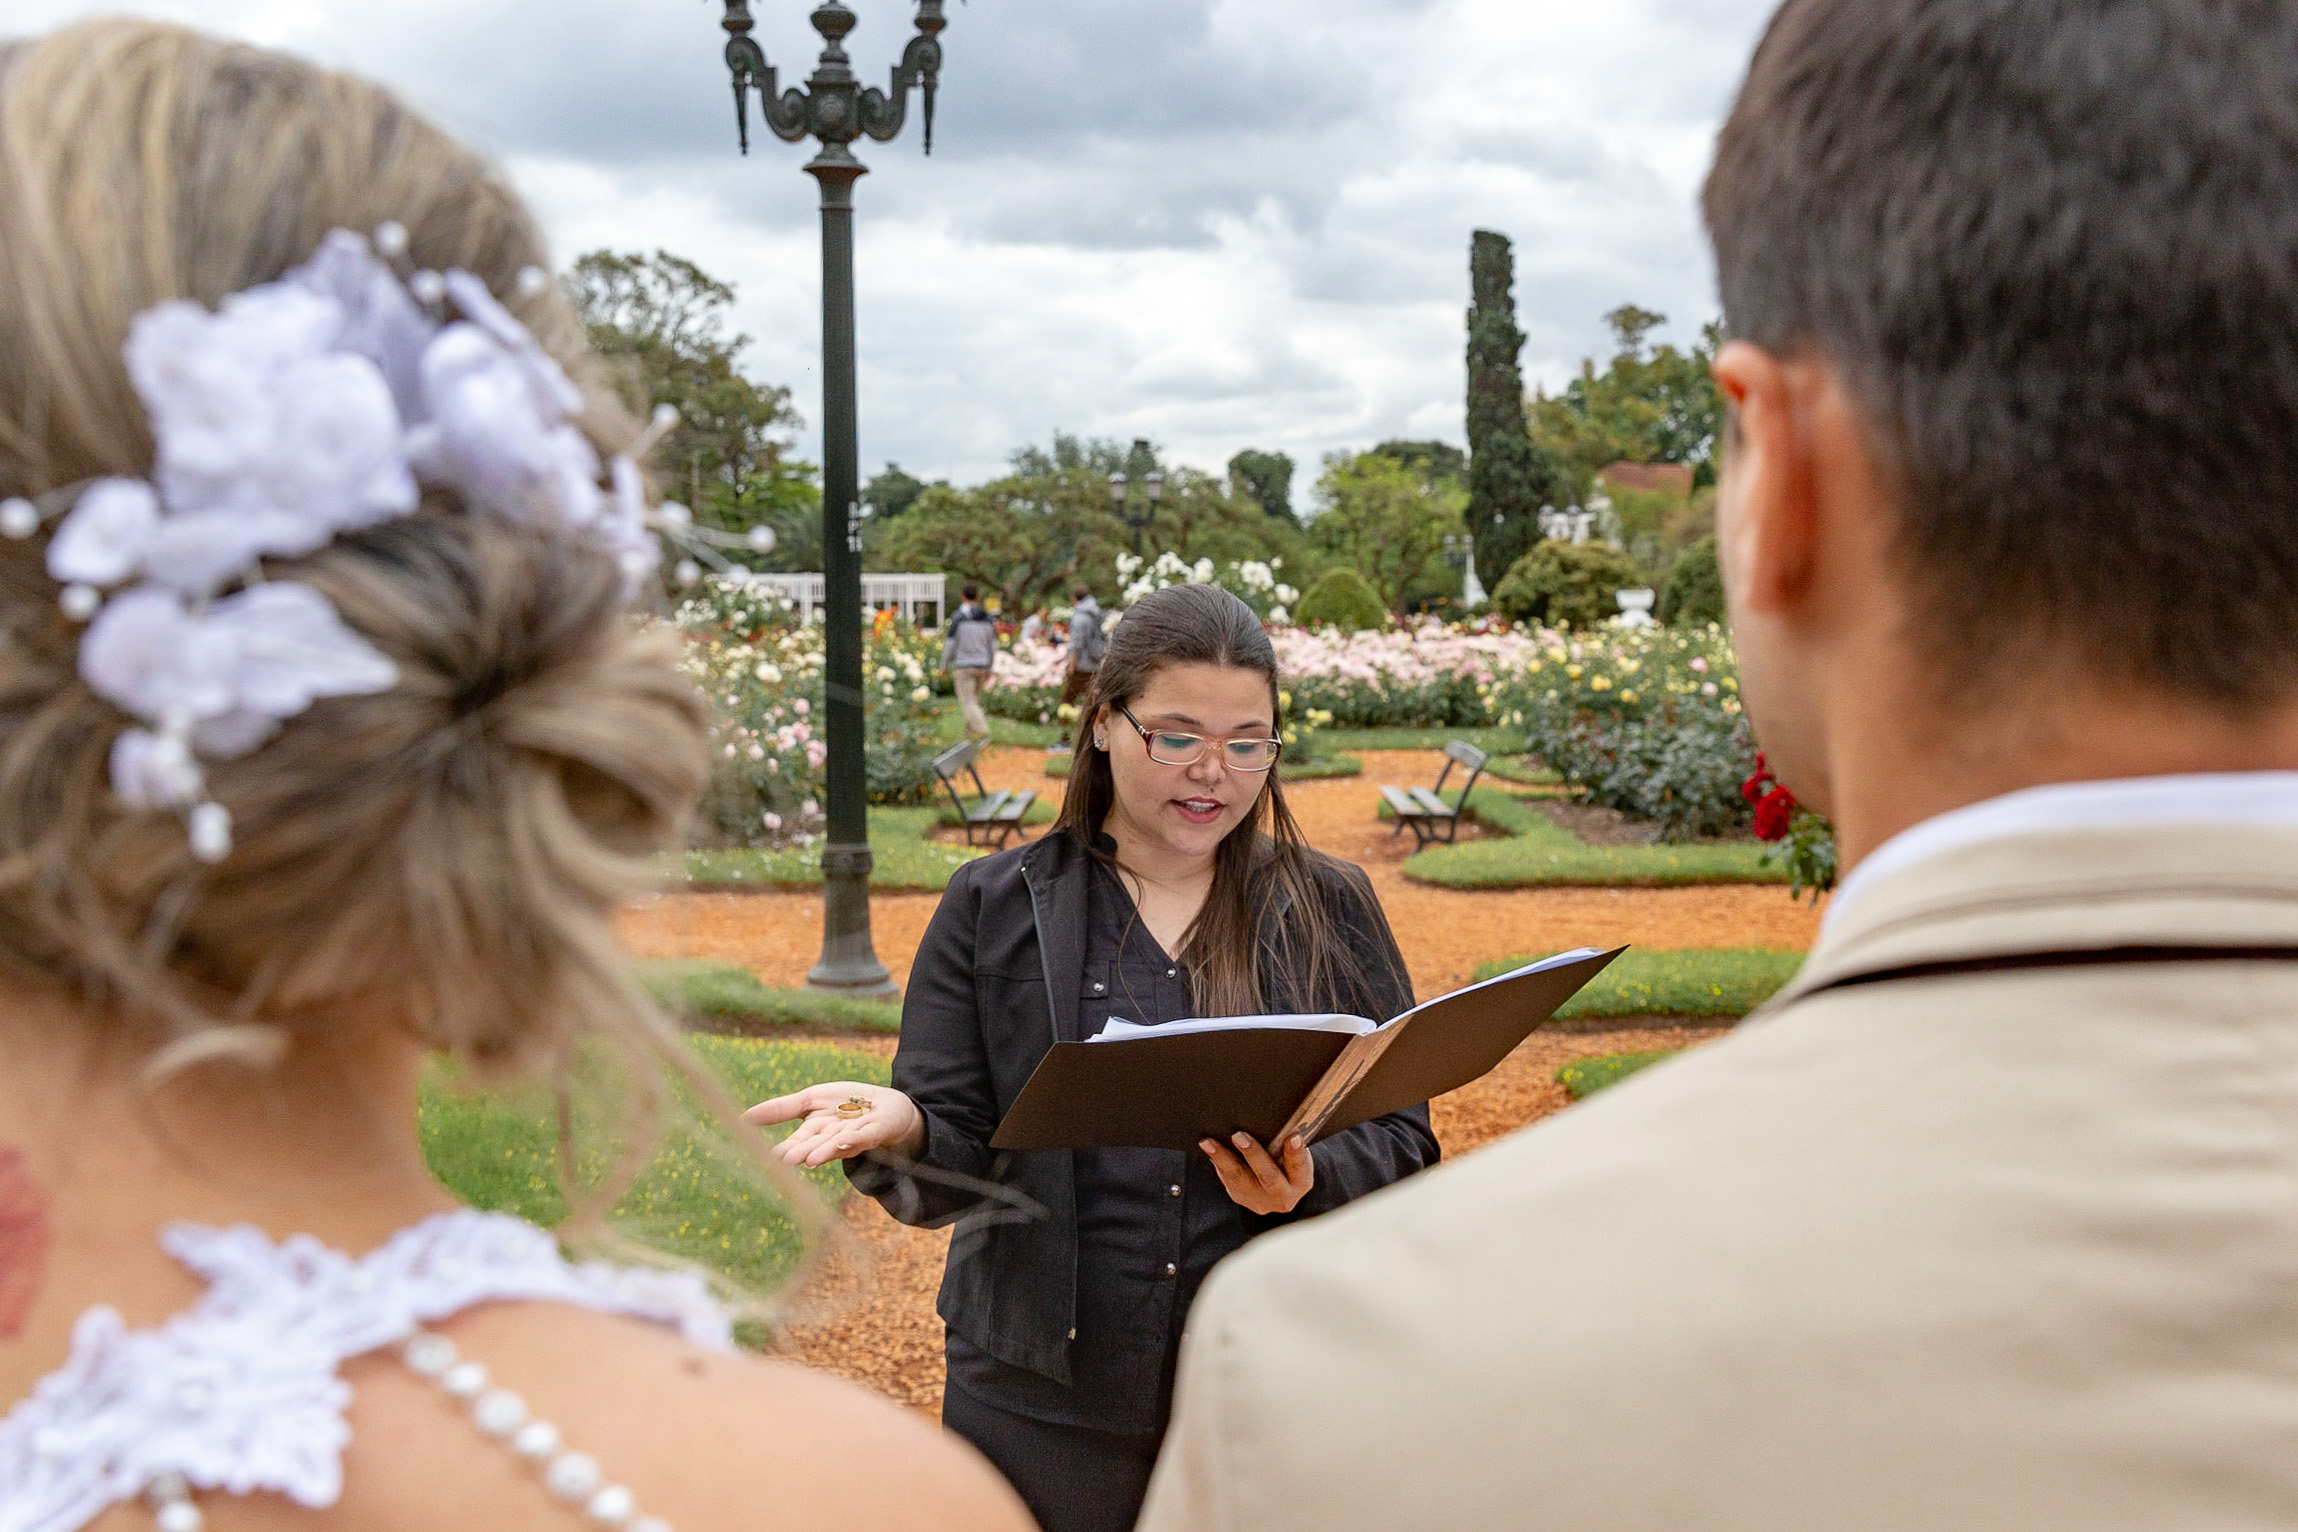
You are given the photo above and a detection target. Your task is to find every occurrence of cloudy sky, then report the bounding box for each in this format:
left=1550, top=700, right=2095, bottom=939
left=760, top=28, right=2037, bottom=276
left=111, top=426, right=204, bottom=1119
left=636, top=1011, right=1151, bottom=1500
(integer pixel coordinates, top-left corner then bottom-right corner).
left=16, top=0, right=1776, bottom=489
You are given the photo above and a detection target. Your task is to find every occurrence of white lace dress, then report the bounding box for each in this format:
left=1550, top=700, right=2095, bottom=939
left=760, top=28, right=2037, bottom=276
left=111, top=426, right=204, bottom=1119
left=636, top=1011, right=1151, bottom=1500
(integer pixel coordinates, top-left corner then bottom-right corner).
left=0, top=1209, right=731, bottom=1532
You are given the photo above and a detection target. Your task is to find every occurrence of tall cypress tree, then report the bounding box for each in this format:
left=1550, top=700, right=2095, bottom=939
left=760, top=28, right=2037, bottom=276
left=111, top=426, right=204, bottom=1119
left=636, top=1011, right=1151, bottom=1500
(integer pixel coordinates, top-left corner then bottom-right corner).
left=1466, top=231, right=1566, bottom=588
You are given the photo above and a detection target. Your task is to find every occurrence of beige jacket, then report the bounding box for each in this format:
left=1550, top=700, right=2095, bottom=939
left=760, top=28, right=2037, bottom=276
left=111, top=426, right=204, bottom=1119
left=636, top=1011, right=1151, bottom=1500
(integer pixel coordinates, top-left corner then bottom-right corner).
left=1138, top=823, right=2298, bottom=1531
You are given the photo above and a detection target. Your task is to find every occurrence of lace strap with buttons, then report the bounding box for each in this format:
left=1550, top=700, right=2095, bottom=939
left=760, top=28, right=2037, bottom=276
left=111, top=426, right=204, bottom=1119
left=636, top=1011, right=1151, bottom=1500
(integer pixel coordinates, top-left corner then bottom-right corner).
left=0, top=1209, right=732, bottom=1532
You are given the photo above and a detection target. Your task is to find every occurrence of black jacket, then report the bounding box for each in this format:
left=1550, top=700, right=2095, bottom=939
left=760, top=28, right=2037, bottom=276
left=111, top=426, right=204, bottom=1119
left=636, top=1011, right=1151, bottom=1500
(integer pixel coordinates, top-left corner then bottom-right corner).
left=848, top=829, right=1440, bottom=1383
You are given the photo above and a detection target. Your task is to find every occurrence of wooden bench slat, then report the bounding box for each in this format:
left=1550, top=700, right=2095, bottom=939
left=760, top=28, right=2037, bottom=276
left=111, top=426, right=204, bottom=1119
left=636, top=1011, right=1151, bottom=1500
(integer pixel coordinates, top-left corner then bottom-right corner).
left=992, top=791, right=1036, bottom=822
left=1407, top=786, right=1459, bottom=818
left=964, top=789, right=1013, bottom=822
left=1380, top=785, right=1429, bottom=818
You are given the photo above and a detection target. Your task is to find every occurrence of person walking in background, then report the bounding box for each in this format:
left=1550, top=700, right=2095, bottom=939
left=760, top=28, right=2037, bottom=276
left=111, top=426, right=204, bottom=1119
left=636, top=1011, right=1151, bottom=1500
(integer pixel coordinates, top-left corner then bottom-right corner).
left=943, top=580, right=999, bottom=742
left=1061, top=582, right=1105, bottom=708
left=1140, top=3, right=2298, bottom=1529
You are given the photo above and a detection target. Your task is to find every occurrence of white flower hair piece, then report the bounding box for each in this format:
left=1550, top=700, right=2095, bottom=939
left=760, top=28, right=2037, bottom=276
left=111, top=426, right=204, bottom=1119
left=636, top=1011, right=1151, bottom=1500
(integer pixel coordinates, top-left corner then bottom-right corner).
left=10, top=227, right=707, bottom=865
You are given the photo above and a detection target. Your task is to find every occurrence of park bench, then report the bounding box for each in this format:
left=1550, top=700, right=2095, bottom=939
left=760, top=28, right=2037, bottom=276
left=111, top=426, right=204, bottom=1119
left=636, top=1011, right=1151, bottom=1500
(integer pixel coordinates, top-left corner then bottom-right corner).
left=933, top=738, right=1038, bottom=850
left=1379, top=740, right=1490, bottom=849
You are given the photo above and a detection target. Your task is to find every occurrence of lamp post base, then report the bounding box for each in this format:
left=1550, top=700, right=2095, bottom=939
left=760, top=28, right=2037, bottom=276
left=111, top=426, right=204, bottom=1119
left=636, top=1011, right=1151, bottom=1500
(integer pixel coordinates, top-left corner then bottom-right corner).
left=806, top=843, right=898, bottom=999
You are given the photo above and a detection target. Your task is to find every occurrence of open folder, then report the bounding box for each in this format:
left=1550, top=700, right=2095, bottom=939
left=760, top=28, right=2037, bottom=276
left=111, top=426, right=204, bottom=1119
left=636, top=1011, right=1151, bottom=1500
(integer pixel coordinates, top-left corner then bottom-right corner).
left=989, top=946, right=1625, bottom=1152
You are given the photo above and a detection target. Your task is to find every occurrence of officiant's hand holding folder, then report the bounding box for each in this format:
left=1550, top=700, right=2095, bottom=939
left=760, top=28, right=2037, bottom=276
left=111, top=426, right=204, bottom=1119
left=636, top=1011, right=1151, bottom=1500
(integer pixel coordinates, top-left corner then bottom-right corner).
left=990, top=946, right=1626, bottom=1152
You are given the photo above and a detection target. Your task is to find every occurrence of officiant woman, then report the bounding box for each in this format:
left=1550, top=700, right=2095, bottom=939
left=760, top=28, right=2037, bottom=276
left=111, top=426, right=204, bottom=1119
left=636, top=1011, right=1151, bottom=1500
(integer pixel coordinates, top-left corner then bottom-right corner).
left=748, top=582, right=1440, bottom=1532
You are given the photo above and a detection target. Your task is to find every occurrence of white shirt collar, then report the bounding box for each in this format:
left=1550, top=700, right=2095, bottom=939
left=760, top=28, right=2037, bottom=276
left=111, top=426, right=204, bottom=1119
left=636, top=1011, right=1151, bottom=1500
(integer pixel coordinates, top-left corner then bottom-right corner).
left=1825, top=771, right=2298, bottom=933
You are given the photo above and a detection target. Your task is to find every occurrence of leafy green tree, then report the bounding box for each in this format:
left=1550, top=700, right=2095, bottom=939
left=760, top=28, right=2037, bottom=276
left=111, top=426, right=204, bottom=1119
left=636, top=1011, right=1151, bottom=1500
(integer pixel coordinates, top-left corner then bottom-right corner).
left=873, top=435, right=1304, bottom=613
left=1466, top=232, right=1572, bottom=595
left=567, top=250, right=818, bottom=569
left=1528, top=306, right=1726, bottom=501
left=1227, top=449, right=1298, bottom=522
left=863, top=462, right=927, bottom=521
left=1370, top=439, right=1468, bottom=488
left=1309, top=452, right=1466, bottom=614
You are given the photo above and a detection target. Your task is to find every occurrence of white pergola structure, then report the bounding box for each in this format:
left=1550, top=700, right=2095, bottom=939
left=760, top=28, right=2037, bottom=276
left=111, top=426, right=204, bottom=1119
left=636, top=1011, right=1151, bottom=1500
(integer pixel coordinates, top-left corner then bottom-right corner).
left=751, top=572, right=947, bottom=627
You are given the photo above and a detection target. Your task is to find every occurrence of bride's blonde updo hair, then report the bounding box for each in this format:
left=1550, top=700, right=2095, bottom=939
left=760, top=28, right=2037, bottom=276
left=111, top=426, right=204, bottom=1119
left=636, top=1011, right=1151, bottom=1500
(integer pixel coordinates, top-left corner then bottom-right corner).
left=0, top=20, right=711, bottom=1079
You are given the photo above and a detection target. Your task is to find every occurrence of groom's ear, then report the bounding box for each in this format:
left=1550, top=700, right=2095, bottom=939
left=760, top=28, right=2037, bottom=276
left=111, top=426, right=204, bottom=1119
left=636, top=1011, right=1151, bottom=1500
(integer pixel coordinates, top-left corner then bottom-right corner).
left=1712, top=340, right=1819, bottom=621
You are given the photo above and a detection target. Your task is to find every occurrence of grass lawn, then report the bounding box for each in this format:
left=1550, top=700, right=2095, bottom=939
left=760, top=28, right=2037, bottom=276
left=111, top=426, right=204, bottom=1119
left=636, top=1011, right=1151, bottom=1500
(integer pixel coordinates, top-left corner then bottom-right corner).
left=1316, top=725, right=1526, bottom=753
left=1557, top=1050, right=1681, bottom=1101
left=683, top=806, right=980, bottom=892
left=930, top=699, right=1068, bottom=748
left=1400, top=787, right=1788, bottom=888
left=419, top=1035, right=889, bottom=1295
left=636, top=959, right=902, bottom=1035
left=1472, top=947, right=1803, bottom=1019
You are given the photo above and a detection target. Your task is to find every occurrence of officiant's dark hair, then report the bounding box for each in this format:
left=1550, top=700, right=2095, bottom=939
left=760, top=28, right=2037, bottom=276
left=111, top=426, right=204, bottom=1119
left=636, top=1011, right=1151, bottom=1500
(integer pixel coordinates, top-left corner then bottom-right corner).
left=1706, top=0, right=2298, bottom=705
left=1054, top=583, right=1359, bottom=1019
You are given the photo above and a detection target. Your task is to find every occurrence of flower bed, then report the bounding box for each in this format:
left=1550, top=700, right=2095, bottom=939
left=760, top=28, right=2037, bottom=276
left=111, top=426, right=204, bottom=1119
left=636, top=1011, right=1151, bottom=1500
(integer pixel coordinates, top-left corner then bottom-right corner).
left=1490, top=624, right=1756, bottom=842
left=674, top=576, right=945, bottom=846
left=1268, top=622, right=1548, bottom=729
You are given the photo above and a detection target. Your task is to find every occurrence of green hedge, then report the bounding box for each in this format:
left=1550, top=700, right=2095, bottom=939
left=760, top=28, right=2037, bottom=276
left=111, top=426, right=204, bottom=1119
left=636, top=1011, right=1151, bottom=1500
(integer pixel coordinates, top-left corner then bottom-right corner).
left=1492, top=541, right=1646, bottom=628
left=1399, top=788, right=1786, bottom=888
left=420, top=1035, right=889, bottom=1296
left=1295, top=568, right=1389, bottom=631
left=1472, top=947, right=1803, bottom=1018
left=1659, top=535, right=1725, bottom=627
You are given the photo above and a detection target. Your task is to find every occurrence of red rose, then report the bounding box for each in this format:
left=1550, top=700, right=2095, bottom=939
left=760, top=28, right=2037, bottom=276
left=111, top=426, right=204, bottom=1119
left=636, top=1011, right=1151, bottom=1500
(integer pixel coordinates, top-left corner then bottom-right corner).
left=1752, top=788, right=1795, bottom=842
left=1741, top=752, right=1775, bottom=806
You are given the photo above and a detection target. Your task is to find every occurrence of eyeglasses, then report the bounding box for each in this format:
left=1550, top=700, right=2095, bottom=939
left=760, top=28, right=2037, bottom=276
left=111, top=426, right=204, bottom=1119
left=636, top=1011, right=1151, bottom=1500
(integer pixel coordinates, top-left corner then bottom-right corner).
left=1116, top=703, right=1283, bottom=772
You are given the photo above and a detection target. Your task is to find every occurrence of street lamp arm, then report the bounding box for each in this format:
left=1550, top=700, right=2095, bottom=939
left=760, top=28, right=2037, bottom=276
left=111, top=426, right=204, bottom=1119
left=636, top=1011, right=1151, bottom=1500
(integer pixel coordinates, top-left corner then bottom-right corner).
left=724, top=32, right=773, bottom=155
left=861, top=8, right=947, bottom=152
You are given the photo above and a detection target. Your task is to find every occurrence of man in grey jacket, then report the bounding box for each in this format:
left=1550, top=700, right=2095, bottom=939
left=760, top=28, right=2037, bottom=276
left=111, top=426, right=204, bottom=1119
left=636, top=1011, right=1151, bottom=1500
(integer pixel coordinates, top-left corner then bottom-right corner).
left=941, top=581, right=998, bottom=741
left=1060, top=584, right=1104, bottom=711
left=1140, top=3, right=2298, bottom=1529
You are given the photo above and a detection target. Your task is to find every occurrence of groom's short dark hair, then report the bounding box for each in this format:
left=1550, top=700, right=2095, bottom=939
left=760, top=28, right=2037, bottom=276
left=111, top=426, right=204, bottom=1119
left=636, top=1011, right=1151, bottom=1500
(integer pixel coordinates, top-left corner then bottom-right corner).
left=1706, top=0, right=2298, bottom=706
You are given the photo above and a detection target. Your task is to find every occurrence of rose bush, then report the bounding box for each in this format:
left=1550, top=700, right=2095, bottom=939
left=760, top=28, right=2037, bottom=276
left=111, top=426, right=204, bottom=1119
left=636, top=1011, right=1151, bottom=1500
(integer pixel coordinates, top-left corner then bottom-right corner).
left=674, top=575, right=943, bottom=846
left=1489, top=623, right=1754, bottom=841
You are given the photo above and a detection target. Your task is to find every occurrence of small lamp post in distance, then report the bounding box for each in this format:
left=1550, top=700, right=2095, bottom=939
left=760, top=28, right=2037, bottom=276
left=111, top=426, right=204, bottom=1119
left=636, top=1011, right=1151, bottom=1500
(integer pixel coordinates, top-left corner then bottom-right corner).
left=1108, top=438, right=1165, bottom=557
left=712, top=0, right=950, bottom=999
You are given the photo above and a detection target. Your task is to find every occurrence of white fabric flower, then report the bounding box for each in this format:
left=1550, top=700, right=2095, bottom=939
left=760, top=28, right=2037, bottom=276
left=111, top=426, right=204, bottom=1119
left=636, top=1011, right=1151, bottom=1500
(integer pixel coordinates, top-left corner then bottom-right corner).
left=442, top=270, right=585, bottom=419
left=406, top=324, right=601, bottom=527
left=287, top=230, right=437, bottom=425
left=49, top=479, right=161, bottom=587
left=126, top=287, right=417, bottom=593
left=80, top=584, right=397, bottom=764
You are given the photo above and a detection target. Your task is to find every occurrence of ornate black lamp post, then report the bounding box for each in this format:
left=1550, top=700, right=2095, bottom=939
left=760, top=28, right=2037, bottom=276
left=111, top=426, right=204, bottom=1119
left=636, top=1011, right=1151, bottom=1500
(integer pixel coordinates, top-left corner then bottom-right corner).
left=1108, top=439, right=1165, bottom=557
left=716, top=0, right=948, bottom=998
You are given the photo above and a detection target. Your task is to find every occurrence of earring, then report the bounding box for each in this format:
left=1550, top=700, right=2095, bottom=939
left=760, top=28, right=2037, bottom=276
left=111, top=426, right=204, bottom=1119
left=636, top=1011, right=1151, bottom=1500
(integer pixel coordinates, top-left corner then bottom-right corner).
left=1093, top=736, right=1108, bottom=750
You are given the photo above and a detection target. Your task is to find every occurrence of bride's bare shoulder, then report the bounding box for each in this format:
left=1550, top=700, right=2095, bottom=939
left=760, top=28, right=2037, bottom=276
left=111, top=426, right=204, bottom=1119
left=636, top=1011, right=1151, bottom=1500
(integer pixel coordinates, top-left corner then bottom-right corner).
left=320, top=1296, right=1035, bottom=1532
